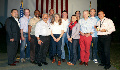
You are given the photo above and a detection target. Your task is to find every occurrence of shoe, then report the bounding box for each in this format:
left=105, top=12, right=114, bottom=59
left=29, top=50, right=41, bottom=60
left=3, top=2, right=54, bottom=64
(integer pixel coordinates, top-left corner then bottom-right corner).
left=62, top=59, right=66, bottom=62
left=30, top=61, right=37, bottom=64
left=42, top=62, right=48, bottom=65
left=104, top=65, right=111, bottom=70
left=8, top=63, right=16, bottom=66
left=68, top=63, right=74, bottom=65
left=84, top=62, right=88, bottom=66
left=26, top=58, right=30, bottom=60
left=93, top=59, right=98, bottom=63
left=67, top=62, right=71, bottom=65
left=52, top=59, right=55, bottom=63
left=98, top=63, right=105, bottom=66
left=58, top=61, right=61, bottom=65
left=14, top=61, right=19, bottom=63
left=79, top=61, right=84, bottom=65
left=38, top=63, right=42, bottom=67
left=21, top=58, right=25, bottom=62
left=89, top=59, right=91, bottom=61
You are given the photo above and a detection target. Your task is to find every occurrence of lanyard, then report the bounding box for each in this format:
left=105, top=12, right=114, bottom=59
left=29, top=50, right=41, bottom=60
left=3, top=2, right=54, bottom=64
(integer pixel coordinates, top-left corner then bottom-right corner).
left=100, top=19, right=105, bottom=27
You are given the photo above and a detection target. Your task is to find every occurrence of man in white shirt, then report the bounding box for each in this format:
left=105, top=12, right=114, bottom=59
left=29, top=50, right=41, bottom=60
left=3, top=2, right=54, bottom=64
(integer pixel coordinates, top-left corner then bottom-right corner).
left=61, top=10, right=70, bottom=62
left=96, top=11, right=115, bottom=70
left=35, top=13, right=51, bottom=67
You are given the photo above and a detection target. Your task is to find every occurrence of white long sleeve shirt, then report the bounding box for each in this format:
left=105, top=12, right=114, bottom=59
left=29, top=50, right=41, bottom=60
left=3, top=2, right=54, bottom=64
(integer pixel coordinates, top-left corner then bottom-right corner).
left=97, top=17, right=115, bottom=35
left=35, top=20, right=51, bottom=37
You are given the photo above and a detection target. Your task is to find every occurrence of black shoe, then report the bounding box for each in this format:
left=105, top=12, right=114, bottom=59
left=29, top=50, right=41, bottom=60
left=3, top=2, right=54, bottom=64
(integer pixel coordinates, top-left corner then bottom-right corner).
left=42, top=62, right=48, bottom=65
left=104, top=65, right=111, bottom=70
left=98, top=64, right=105, bottom=66
left=38, top=63, right=42, bottom=67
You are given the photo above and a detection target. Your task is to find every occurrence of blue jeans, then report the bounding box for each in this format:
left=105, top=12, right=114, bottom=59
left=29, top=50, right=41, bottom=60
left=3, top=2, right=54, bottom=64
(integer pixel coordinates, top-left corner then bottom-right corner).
left=52, top=34, right=62, bottom=57
left=61, top=32, right=70, bottom=60
left=77, top=45, right=80, bottom=60
left=68, top=39, right=79, bottom=65
left=49, top=36, right=53, bottom=59
left=89, top=37, right=98, bottom=60
left=20, top=32, right=30, bottom=59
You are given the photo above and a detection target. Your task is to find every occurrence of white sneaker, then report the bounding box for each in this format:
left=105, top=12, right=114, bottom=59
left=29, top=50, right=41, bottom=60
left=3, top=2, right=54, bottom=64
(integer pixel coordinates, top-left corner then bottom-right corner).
left=89, top=59, right=91, bottom=61
left=93, top=59, right=98, bottom=63
left=21, top=58, right=25, bottom=62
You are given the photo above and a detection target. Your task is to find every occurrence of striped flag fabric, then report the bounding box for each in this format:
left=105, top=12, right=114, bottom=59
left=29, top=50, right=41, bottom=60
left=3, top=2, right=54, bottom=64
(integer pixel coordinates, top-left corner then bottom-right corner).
left=37, top=0, right=68, bottom=17
left=20, top=0, right=24, bottom=18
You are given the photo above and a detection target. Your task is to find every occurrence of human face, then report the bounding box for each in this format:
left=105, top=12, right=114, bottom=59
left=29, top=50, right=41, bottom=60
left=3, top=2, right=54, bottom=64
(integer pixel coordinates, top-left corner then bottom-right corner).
left=76, top=11, right=80, bottom=17
left=34, top=11, right=40, bottom=18
left=11, top=10, right=18, bottom=18
left=83, top=11, right=89, bottom=18
left=71, top=16, right=77, bottom=22
left=42, top=14, right=48, bottom=22
left=62, top=12, right=67, bottom=18
left=90, top=9, right=96, bottom=16
left=55, top=14, right=59, bottom=21
left=98, top=11, right=105, bottom=20
left=24, top=10, right=30, bottom=17
left=49, top=9, right=54, bottom=16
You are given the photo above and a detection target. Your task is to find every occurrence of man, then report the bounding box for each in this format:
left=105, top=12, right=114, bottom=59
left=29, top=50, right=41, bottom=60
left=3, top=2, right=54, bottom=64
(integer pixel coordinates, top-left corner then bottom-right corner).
left=19, top=9, right=32, bottom=62
left=5, top=9, right=20, bottom=66
left=89, top=9, right=99, bottom=63
left=48, top=9, right=54, bottom=60
left=79, top=10, right=93, bottom=66
left=97, top=11, right=115, bottom=70
left=61, top=10, right=70, bottom=62
left=75, top=10, right=81, bottom=61
left=28, top=10, right=41, bottom=64
left=35, top=13, right=51, bottom=67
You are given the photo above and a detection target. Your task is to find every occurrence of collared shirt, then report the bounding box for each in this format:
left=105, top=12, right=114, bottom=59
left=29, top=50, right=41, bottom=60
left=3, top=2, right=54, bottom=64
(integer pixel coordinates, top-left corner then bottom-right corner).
left=51, top=22, right=64, bottom=34
left=35, top=20, right=51, bottom=37
left=97, top=17, right=115, bottom=35
left=79, top=18, right=93, bottom=33
left=19, top=15, right=32, bottom=32
left=14, top=17, right=20, bottom=28
left=28, top=16, right=40, bottom=35
left=62, top=19, right=70, bottom=32
left=89, top=16, right=100, bottom=37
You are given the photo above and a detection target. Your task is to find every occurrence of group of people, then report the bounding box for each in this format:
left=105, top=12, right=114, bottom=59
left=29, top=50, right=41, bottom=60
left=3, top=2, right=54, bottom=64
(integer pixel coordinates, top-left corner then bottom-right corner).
left=5, top=8, right=115, bottom=70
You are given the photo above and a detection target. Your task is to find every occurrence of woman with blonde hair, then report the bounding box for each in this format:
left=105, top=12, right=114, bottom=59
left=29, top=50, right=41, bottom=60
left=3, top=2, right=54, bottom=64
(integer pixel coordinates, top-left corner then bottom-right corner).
left=51, top=13, right=64, bottom=65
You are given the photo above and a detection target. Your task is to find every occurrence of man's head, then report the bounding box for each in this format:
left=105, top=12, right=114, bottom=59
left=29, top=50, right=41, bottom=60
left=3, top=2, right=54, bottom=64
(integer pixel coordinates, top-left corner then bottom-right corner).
left=71, top=15, right=77, bottom=22
left=75, top=11, right=81, bottom=17
left=90, top=9, right=96, bottom=16
left=62, top=10, right=68, bottom=18
left=83, top=10, right=89, bottom=18
left=11, top=9, right=18, bottom=18
left=49, top=9, right=54, bottom=16
left=34, top=10, right=40, bottom=18
left=24, top=9, right=30, bottom=17
left=98, top=11, right=105, bottom=20
left=42, top=13, right=48, bottom=23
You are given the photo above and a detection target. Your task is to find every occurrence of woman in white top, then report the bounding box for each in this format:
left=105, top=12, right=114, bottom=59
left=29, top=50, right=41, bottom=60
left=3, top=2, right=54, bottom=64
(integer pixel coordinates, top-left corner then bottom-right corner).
left=51, top=13, right=64, bottom=65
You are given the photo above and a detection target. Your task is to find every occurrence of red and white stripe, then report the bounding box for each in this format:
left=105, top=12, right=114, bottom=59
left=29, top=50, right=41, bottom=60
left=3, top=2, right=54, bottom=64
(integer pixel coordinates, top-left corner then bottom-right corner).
left=36, top=0, right=68, bottom=17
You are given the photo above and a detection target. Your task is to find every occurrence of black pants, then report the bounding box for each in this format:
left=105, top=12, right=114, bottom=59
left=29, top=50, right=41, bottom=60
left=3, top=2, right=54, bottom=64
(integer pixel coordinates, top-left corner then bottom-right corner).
left=37, top=35, right=50, bottom=63
left=30, top=35, right=37, bottom=62
left=7, top=41, right=19, bottom=64
left=98, top=35, right=111, bottom=66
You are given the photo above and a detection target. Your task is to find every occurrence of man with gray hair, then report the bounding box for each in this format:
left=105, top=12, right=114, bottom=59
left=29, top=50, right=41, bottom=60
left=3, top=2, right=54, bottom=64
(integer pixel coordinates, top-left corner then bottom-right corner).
left=35, top=13, right=51, bottom=67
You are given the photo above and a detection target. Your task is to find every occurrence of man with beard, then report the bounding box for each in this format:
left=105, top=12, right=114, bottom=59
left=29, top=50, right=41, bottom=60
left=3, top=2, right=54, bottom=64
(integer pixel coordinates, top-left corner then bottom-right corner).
left=28, top=10, right=41, bottom=64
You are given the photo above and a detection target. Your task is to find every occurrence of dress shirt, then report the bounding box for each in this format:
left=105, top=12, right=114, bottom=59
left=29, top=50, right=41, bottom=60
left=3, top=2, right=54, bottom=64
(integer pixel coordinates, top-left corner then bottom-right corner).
left=79, top=18, right=93, bottom=33
left=51, top=22, right=64, bottom=34
left=89, top=16, right=99, bottom=37
left=97, top=17, right=115, bottom=35
left=28, top=16, right=40, bottom=35
left=62, top=19, right=70, bottom=32
left=35, top=20, right=51, bottom=37
left=14, top=17, right=20, bottom=28
left=19, top=15, right=32, bottom=32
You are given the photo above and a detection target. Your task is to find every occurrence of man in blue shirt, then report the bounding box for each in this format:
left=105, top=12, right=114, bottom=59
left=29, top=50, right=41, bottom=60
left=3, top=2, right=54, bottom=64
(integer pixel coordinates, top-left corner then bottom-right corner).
left=89, top=9, right=100, bottom=63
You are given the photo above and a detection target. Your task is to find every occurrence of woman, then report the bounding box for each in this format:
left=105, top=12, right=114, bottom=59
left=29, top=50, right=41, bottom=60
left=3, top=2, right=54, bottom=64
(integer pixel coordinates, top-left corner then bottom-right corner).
left=51, top=13, right=64, bottom=65
left=67, top=15, right=80, bottom=65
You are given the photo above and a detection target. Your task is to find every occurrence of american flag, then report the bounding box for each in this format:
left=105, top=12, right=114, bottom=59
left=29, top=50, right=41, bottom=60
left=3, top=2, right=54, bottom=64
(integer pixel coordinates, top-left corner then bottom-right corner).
left=20, top=0, right=24, bottom=18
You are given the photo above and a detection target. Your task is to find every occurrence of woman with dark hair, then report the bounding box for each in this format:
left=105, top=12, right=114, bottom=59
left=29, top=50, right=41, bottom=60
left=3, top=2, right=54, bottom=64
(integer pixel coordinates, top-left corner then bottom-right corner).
left=67, top=15, right=80, bottom=65
left=51, top=13, right=64, bottom=65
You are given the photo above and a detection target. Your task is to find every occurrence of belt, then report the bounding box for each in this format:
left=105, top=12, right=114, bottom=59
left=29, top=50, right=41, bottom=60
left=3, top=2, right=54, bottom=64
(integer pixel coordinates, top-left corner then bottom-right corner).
left=23, top=32, right=28, bottom=33
left=39, top=35, right=50, bottom=37
left=98, top=34, right=110, bottom=36
left=84, top=33, right=90, bottom=34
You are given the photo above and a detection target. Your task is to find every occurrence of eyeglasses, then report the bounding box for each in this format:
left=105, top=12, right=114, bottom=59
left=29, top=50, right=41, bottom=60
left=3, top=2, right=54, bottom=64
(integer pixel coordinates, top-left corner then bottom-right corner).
left=43, top=18, right=48, bottom=19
